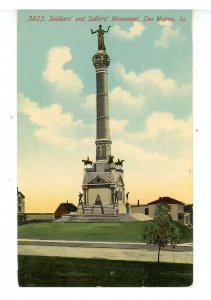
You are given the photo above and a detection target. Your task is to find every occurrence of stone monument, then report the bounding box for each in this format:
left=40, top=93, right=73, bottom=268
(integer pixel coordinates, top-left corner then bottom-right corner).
left=78, top=25, right=127, bottom=215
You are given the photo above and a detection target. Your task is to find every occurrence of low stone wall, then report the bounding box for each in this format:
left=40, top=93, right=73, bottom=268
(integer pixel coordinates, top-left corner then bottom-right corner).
left=25, top=213, right=54, bottom=220
left=130, top=206, right=146, bottom=214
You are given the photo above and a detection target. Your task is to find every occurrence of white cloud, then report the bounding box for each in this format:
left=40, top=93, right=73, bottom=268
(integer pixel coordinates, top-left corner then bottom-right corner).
left=115, top=64, right=177, bottom=95
left=112, top=139, right=192, bottom=203
left=81, top=94, right=95, bottom=110
left=115, top=64, right=192, bottom=114
left=18, top=96, right=192, bottom=206
left=43, top=47, right=83, bottom=95
left=18, top=93, right=84, bottom=148
left=109, top=86, right=144, bottom=107
left=82, top=88, right=143, bottom=111
left=123, top=112, right=192, bottom=158
left=110, top=118, right=128, bottom=133
left=112, top=22, right=145, bottom=40
left=154, top=21, right=185, bottom=49
left=135, top=112, right=192, bottom=140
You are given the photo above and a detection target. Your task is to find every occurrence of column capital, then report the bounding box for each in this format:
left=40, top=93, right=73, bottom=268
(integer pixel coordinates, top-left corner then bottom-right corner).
left=92, top=52, right=110, bottom=69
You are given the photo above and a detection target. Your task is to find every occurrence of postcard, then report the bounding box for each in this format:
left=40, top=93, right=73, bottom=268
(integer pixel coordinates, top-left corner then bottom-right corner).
left=17, top=9, right=193, bottom=287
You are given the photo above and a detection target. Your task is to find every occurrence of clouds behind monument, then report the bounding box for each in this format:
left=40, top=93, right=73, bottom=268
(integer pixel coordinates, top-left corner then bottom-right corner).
left=17, top=10, right=192, bottom=212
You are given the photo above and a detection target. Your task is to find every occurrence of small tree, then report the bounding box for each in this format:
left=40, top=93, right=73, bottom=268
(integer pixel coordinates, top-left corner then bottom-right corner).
left=143, top=203, right=180, bottom=263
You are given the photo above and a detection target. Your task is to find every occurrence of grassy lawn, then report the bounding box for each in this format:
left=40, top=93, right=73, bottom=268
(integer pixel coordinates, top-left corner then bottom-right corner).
left=18, top=255, right=193, bottom=287
left=18, top=221, right=192, bottom=243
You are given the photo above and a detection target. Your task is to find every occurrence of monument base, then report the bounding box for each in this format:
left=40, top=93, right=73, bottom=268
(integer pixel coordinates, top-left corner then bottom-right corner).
left=93, top=204, right=103, bottom=214
left=103, top=204, right=118, bottom=214
left=77, top=203, right=123, bottom=215
left=77, top=203, right=84, bottom=215
left=83, top=205, right=93, bottom=215
left=118, top=202, right=127, bottom=214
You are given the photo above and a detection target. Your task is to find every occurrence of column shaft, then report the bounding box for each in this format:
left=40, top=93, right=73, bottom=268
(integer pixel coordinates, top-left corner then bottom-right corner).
left=93, top=52, right=111, bottom=161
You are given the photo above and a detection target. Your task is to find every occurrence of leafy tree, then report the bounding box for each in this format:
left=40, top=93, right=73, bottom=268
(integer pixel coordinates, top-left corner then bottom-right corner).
left=143, top=203, right=180, bottom=263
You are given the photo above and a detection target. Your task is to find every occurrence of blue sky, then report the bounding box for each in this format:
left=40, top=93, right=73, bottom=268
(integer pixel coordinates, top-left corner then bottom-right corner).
left=18, top=10, right=192, bottom=212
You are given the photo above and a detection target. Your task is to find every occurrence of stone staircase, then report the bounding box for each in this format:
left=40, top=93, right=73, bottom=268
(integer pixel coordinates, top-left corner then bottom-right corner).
left=66, top=214, right=119, bottom=223
left=118, top=214, right=139, bottom=222
left=65, top=213, right=146, bottom=223
left=54, top=212, right=153, bottom=223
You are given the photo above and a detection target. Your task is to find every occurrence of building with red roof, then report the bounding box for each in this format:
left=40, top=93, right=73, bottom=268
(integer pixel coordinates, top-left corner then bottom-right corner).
left=131, top=196, right=191, bottom=225
left=54, top=201, right=78, bottom=219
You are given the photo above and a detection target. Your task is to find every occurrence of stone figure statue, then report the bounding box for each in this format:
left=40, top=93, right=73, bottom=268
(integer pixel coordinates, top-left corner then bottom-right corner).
left=107, top=155, right=114, bottom=164
left=91, top=25, right=111, bottom=50
left=78, top=192, right=83, bottom=204
left=114, top=190, right=119, bottom=203
left=126, top=192, right=129, bottom=202
left=115, top=159, right=124, bottom=167
left=82, top=156, right=93, bottom=167
left=94, top=194, right=102, bottom=205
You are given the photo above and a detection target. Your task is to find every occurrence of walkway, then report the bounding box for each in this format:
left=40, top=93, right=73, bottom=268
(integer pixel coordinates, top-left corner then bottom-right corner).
left=18, top=239, right=193, bottom=264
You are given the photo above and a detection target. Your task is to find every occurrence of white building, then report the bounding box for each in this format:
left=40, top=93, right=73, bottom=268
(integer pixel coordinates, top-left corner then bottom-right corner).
left=17, top=188, right=25, bottom=213
left=17, top=188, right=26, bottom=222
left=131, top=197, right=191, bottom=225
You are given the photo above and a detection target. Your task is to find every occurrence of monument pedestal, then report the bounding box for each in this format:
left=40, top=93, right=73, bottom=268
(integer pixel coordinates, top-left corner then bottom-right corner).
left=103, top=204, right=117, bottom=214
left=77, top=203, right=121, bottom=216
left=118, top=202, right=127, bottom=214
left=77, top=203, right=83, bottom=215
left=83, top=205, right=93, bottom=215
left=93, top=204, right=103, bottom=214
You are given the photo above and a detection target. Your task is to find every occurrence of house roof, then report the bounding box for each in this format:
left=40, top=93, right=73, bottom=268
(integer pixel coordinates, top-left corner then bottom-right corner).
left=56, top=203, right=77, bottom=212
left=147, top=197, right=184, bottom=205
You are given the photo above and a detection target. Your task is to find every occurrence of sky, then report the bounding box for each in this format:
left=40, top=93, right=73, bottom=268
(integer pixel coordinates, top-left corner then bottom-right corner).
left=17, top=10, right=192, bottom=212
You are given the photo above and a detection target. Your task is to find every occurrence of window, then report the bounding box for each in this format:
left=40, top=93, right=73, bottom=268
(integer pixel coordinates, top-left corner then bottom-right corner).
left=97, top=145, right=106, bottom=159
left=96, top=146, right=101, bottom=159
left=102, top=145, right=106, bottom=158
left=145, top=208, right=149, bottom=215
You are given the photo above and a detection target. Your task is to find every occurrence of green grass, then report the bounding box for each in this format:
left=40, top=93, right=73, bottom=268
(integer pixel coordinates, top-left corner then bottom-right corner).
left=18, top=255, right=193, bottom=287
left=175, top=221, right=193, bottom=243
left=18, top=221, right=193, bottom=243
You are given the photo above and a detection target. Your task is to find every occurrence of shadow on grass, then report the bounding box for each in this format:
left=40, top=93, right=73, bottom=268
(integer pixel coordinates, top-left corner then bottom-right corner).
left=18, top=255, right=193, bottom=287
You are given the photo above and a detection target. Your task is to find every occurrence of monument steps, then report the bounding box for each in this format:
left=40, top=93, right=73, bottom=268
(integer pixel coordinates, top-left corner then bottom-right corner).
left=66, top=214, right=119, bottom=223
left=63, top=213, right=142, bottom=223
left=118, top=214, right=140, bottom=222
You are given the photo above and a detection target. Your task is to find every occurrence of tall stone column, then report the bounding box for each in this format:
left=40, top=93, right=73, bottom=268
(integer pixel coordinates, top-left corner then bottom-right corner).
left=92, top=51, right=111, bottom=161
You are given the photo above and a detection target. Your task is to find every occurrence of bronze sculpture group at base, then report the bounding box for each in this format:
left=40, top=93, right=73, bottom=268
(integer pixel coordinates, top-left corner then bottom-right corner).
left=94, top=194, right=102, bottom=205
